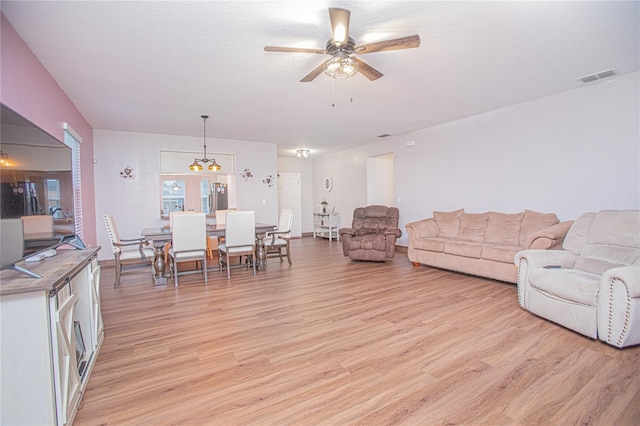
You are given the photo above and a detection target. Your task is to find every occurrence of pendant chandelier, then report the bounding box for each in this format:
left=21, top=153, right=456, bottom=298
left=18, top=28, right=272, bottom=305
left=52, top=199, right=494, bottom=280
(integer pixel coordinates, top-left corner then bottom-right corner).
left=189, top=115, right=221, bottom=172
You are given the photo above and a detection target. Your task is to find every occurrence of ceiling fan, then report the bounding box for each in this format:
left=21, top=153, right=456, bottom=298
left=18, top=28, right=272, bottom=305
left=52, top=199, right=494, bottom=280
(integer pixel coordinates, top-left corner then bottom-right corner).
left=264, top=8, right=420, bottom=82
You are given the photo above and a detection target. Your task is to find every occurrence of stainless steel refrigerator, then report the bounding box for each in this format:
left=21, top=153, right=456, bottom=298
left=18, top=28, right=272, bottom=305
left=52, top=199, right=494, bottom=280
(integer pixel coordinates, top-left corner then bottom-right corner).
left=0, top=182, right=42, bottom=218
left=209, top=182, right=228, bottom=212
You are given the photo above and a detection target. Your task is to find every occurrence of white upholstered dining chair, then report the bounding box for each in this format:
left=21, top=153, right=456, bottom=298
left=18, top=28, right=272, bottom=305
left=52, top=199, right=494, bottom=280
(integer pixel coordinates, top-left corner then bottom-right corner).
left=265, top=208, right=294, bottom=265
left=218, top=211, right=256, bottom=279
left=168, top=212, right=207, bottom=287
left=103, top=214, right=154, bottom=287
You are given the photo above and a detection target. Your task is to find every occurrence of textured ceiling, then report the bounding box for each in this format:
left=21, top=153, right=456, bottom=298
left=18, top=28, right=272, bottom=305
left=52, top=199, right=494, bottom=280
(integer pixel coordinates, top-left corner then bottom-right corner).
left=2, top=1, right=638, bottom=157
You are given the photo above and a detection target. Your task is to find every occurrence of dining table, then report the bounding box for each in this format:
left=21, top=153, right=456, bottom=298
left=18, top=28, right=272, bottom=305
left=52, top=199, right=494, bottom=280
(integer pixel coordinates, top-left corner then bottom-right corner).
left=141, top=222, right=276, bottom=285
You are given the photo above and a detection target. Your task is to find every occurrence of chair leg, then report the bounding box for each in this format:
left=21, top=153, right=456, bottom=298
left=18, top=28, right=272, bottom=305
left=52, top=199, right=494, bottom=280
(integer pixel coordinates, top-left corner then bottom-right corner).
left=173, top=257, right=179, bottom=287
left=114, top=254, right=122, bottom=288
left=226, top=252, right=231, bottom=280
left=251, top=253, right=256, bottom=275
left=203, top=256, right=208, bottom=283
left=285, top=242, right=292, bottom=265
left=278, top=247, right=283, bottom=262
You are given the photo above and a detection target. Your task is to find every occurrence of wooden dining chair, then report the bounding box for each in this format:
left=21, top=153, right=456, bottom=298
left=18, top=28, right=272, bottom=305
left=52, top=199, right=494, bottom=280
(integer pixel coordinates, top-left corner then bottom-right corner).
left=103, top=214, right=154, bottom=287
left=265, top=208, right=294, bottom=265
left=218, top=211, right=256, bottom=279
left=168, top=212, right=207, bottom=287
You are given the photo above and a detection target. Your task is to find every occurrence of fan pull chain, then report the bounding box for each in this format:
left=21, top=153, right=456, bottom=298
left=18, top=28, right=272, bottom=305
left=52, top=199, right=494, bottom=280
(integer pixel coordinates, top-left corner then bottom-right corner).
left=331, top=78, right=335, bottom=108
left=350, top=78, right=354, bottom=103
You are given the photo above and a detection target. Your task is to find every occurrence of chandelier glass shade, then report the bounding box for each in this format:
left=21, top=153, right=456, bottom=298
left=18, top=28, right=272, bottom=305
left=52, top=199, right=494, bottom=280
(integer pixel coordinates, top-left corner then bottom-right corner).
left=189, top=115, right=221, bottom=172
left=324, top=56, right=358, bottom=79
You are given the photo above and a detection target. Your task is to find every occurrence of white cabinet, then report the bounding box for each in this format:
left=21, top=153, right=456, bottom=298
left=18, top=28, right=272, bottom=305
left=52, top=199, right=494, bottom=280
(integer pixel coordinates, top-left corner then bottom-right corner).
left=0, top=248, right=102, bottom=426
left=313, top=212, right=340, bottom=241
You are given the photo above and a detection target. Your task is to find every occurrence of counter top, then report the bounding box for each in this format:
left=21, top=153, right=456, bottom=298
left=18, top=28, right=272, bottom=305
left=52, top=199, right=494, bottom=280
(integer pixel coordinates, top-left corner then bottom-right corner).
left=0, top=246, right=100, bottom=296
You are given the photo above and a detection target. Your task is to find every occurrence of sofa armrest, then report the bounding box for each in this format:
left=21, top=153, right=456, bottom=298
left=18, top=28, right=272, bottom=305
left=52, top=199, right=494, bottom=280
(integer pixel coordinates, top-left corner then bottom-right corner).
left=597, top=266, right=640, bottom=348
left=339, top=227, right=356, bottom=237
left=525, top=220, right=574, bottom=249
left=384, top=227, right=402, bottom=238
left=405, top=218, right=439, bottom=240
left=514, top=249, right=578, bottom=309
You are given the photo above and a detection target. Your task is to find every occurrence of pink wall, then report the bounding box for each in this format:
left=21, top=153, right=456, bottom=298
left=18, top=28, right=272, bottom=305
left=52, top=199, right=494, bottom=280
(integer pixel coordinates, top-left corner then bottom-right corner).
left=1, top=14, right=97, bottom=246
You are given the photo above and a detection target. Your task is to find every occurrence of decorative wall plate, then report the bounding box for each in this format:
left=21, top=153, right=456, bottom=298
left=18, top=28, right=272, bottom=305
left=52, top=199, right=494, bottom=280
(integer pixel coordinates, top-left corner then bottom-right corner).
left=323, top=176, right=333, bottom=192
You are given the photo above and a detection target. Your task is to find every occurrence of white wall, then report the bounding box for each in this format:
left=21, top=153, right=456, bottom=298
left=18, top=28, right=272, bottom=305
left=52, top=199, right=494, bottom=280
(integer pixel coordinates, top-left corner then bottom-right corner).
left=94, top=129, right=278, bottom=260
left=277, top=156, right=313, bottom=233
left=313, top=72, right=640, bottom=247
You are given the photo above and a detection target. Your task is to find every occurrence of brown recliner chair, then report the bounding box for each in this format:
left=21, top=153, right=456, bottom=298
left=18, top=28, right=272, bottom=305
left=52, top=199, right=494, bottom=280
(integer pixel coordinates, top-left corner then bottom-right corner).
left=339, top=205, right=402, bottom=262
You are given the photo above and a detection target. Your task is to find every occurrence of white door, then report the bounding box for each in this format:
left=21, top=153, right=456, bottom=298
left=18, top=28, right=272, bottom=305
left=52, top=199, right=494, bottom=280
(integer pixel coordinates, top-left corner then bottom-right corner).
left=367, top=153, right=394, bottom=206
left=277, top=173, right=302, bottom=237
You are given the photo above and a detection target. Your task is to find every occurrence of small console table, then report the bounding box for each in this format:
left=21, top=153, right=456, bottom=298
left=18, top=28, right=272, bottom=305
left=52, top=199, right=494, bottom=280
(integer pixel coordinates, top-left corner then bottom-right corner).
left=313, top=212, right=340, bottom=241
left=1, top=247, right=102, bottom=425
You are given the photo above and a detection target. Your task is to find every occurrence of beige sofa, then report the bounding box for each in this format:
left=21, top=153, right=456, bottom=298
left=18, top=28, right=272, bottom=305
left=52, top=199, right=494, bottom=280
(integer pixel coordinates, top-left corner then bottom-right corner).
left=515, top=210, right=640, bottom=348
left=406, top=209, right=573, bottom=283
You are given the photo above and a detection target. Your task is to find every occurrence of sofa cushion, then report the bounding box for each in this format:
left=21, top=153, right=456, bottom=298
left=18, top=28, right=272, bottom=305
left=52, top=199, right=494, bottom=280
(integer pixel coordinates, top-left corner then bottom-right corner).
left=588, top=210, right=640, bottom=248
left=348, top=235, right=387, bottom=251
left=413, top=237, right=447, bottom=252
left=456, top=213, right=488, bottom=242
left=519, top=210, right=559, bottom=247
left=433, top=209, right=464, bottom=238
left=529, top=268, right=601, bottom=306
left=485, top=211, right=524, bottom=246
left=482, top=244, right=520, bottom=263
left=574, top=244, right=640, bottom=275
left=444, top=241, right=484, bottom=258
left=563, top=212, right=596, bottom=255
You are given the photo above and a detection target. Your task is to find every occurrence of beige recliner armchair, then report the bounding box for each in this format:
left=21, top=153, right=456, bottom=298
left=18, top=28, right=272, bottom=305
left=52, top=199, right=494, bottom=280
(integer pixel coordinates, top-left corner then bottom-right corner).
left=339, top=205, right=402, bottom=262
left=515, top=210, right=640, bottom=348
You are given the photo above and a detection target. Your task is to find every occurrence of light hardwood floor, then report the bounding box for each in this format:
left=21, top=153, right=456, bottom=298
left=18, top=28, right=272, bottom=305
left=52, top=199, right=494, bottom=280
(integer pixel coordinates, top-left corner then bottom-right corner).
left=75, top=237, right=640, bottom=425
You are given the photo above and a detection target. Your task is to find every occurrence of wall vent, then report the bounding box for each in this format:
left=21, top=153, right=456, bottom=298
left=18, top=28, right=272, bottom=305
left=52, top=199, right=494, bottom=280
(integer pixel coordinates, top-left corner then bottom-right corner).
left=578, top=68, right=617, bottom=83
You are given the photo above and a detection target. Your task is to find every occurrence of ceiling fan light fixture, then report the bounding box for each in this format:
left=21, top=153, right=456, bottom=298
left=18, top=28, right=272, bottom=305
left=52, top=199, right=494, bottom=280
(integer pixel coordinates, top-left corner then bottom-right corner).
left=324, top=56, right=358, bottom=79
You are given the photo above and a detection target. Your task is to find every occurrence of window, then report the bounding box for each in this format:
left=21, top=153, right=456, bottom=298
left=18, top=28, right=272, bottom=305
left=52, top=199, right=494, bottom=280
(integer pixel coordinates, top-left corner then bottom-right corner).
left=46, top=179, right=61, bottom=217
left=159, top=174, right=235, bottom=217
left=161, top=180, right=185, bottom=214
left=200, top=180, right=210, bottom=214
left=63, top=124, right=83, bottom=238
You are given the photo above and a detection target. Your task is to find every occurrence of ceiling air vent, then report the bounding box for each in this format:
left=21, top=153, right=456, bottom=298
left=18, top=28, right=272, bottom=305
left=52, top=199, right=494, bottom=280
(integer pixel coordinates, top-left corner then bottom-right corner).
left=578, top=68, right=617, bottom=84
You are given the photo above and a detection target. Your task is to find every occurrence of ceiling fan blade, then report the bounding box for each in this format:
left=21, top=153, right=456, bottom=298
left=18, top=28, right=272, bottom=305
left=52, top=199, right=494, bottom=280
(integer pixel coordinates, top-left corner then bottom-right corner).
left=355, top=34, right=421, bottom=54
left=352, top=57, right=383, bottom=81
left=264, top=46, right=326, bottom=54
left=329, top=8, right=350, bottom=47
left=300, top=61, right=328, bottom=82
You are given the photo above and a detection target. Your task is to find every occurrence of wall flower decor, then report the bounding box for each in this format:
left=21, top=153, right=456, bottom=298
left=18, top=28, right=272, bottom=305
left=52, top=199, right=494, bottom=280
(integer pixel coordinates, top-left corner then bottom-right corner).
left=241, top=168, right=253, bottom=181
left=120, top=165, right=134, bottom=179
left=263, top=174, right=274, bottom=187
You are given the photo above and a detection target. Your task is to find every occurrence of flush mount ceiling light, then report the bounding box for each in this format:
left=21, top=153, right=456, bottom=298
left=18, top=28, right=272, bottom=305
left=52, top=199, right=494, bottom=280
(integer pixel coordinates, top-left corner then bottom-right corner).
left=189, top=115, right=221, bottom=172
left=296, top=149, right=310, bottom=158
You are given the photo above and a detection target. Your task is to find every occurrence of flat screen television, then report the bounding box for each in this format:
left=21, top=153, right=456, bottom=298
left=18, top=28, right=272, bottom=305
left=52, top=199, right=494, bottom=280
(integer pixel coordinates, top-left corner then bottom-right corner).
left=0, top=218, right=85, bottom=278
left=1, top=103, right=80, bottom=278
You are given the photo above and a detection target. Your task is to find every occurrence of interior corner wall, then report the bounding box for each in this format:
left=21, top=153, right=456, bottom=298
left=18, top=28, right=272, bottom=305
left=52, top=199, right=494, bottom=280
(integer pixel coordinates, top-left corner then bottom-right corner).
left=312, top=72, right=639, bottom=247
left=0, top=14, right=97, bottom=246
left=277, top=156, right=313, bottom=233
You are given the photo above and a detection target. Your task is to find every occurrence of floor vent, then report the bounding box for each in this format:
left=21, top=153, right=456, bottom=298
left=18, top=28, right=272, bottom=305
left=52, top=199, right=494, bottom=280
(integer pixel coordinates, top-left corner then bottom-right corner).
left=578, top=68, right=617, bottom=83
